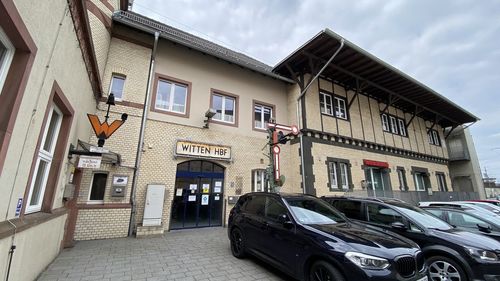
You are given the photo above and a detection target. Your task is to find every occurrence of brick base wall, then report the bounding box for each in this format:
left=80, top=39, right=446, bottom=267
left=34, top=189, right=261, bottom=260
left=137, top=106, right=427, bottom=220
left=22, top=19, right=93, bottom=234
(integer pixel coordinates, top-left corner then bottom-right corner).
left=74, top=208, right=131, bottom=240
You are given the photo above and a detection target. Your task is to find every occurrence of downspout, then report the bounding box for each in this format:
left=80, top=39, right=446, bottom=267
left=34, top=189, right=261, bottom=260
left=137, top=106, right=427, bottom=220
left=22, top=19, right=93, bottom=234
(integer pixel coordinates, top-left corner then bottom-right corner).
left=296, top=38, right=345, bottom=194
left=128, top=31, right=160, bottom=236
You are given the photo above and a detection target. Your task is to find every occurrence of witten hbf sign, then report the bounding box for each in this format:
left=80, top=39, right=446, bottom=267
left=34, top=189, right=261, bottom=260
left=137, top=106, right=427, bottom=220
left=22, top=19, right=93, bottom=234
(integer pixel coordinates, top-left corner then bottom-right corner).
left=175, top=140, right=231, bottom=161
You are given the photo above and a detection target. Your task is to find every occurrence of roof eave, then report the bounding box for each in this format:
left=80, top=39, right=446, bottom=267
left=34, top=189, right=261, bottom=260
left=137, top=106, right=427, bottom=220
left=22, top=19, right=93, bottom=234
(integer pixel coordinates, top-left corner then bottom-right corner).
left=322, top=29, right=479, bottom=123
left=112, top=12, right=294, bottom=84
left=274, top=28, right=479, bottom=125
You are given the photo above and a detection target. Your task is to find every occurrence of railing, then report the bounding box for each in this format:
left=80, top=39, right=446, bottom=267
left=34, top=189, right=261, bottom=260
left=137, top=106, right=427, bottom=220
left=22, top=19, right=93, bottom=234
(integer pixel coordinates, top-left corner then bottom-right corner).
left=342, top=189, right=480, bottom=205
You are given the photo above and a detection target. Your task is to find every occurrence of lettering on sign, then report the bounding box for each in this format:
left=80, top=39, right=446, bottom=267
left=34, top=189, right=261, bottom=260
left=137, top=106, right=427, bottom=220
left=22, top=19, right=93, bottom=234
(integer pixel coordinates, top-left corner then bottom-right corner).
left=175, top=140, right=231, bottom=161
left=78, top=155, right=102, bottom=169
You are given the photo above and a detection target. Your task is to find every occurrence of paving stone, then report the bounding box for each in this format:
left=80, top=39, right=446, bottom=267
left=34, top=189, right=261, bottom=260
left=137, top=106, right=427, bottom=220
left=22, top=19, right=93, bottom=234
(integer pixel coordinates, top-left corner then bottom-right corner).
left=37, top=227, right=291, bottom=281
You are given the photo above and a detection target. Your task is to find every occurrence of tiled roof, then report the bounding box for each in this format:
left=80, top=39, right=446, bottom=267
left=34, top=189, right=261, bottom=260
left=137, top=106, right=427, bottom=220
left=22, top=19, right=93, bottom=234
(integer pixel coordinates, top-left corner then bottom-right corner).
left=113, top=11, right=293, bottom=83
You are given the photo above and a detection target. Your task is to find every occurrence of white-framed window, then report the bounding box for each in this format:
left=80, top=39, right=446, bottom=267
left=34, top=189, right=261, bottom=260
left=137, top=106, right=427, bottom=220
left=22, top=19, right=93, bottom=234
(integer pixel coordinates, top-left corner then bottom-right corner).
left=436, top=173, right=447, bottom=192
left=329, top=162, right=338, bottom=189
left=334, top=97, right=347, bottom=119
left=389, top=116, right=398, bottom=134
left=328, top=161, right=350, bottom=190
left=0, top=26, right=15, bottom=94
left=320, top=92, right=333, bottom=116
left=254, top=104, right=273, bottom=129
left=108, top=74, right=125, bottom=101
left=89, top=172, right=108, bottom=202
left=26, top=105, right=63, bottom=213
left=414, top=172, right=427, bottom=191
left=432, top=130, right=440, bottom=146
left=398, top=119, right=407, bottom=136
left=155, top=79, right=188, bottom=114
left=381, top=114, right=389, bottom=131
left=252, top=169, right=268, bottom=192
left=428, top=131, right=434, bottom=144
left=428, top=129, right=441, bottom=146
left=212, top=93, right=236, bottom=123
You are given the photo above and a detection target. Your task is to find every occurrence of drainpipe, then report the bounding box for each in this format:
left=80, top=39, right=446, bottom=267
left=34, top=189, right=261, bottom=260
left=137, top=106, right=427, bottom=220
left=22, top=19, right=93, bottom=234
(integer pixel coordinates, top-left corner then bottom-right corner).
left=128, top=31, right=160, bottom=237
left=296, top=38, right=345, bottom=194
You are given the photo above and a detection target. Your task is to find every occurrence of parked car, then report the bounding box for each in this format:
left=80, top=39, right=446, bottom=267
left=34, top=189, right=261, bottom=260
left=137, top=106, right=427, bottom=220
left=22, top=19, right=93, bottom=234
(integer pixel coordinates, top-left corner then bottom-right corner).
left=460, top=201, right=500, bottom=215
left=420, top=205, right=500, bottom=242
left=325, top=196, right=500, bottom=281
left=468, top=199, right=500, bottom=207
left=419, top=201, right=500, bottom=217
left=228, top=193, right=428, bottom=281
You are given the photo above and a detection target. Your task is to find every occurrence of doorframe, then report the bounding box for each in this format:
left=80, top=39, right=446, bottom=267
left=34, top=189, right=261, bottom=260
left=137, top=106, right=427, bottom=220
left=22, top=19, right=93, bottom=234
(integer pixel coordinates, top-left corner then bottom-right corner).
left=169, top=160, right=225, bottom=230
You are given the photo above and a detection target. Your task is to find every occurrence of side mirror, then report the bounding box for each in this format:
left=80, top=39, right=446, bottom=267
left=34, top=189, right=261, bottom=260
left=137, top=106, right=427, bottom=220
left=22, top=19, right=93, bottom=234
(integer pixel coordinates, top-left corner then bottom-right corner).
left=477, top=224, right=492, bottom=233
left=391, top=222, right=407, bottom=231
left=278, top=214, right=294, bottom=229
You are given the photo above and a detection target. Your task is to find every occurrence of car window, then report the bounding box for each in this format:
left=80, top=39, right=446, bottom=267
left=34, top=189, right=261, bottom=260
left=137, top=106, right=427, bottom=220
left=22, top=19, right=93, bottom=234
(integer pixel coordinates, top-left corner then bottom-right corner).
left=391, top=203, right=452, bottom=230
left=366, top=203, right=404, bottom=225
left=265, top=197, right=287, bottom=221
left=285, top=197, right=346, bottom=225
left=426, top=209, right=445, bottom=219
left=236, top=196, right=248, bottom=211
left=244, top=196, right=266, bottom=216
left=333, top=200, right=363, bottom=220
left=409, top=222, right=423, bottom=233
left=447, top=211, right=489, bottom=229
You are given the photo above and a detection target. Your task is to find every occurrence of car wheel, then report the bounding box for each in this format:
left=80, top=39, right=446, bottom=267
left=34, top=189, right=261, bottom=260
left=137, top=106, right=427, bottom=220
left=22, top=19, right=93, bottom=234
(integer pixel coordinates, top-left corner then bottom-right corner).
left=230, top=228, right=246, bottom=259
left=309, top=260, right=345, bottom=281
left=428, top=256, right=467, bottom=281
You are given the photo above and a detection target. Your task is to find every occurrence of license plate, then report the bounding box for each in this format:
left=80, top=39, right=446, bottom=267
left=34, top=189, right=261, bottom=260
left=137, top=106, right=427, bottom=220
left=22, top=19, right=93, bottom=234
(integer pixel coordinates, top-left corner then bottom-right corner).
left=417, top=277, right=428, bottom=281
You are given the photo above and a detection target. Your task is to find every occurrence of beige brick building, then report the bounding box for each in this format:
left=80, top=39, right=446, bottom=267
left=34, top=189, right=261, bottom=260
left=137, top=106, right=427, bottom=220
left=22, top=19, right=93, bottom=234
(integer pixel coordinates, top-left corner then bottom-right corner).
left=70, top=9, right=479, bottom=241
left=0, top=1, right=482, bottom=278
left=0, top=0, right=128, bottom=280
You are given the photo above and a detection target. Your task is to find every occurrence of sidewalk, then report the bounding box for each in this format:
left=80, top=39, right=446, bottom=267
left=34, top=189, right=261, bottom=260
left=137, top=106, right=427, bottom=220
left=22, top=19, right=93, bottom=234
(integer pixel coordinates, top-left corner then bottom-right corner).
left=37, top=227, right=289, bottom=281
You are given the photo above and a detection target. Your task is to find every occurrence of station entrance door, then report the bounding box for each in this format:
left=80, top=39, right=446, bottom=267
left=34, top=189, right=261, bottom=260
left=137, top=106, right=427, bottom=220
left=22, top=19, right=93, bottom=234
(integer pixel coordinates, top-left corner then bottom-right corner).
left=170, top=160, right=224, bottom=229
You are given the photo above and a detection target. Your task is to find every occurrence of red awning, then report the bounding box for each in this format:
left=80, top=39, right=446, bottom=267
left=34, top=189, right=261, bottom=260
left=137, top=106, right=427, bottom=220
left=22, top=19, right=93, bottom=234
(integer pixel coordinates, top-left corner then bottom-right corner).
left=363, top=159, right=389, bottom=168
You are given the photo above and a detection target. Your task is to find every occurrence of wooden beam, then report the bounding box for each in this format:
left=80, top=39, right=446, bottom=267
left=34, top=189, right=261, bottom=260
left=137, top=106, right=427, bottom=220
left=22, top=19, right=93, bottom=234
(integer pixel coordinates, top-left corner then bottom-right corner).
left=445, top=125, right=458, bottom=139
left=406, top=105, right=424, bottom=127
left=302, top=51, right=462, bottom=126
left=285, top=63, right=304, bottom=90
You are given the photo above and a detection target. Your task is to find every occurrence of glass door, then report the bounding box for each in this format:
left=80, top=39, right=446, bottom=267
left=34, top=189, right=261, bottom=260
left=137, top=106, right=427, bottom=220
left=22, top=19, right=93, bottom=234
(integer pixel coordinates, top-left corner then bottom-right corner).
left=365, top=168, right=385, bottom=191
left=170, top=161, right=224, bottom=229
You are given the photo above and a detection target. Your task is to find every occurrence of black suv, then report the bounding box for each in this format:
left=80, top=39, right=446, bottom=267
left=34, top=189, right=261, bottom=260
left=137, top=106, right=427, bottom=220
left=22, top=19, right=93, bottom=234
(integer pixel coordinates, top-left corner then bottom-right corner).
left=325, top=197, right=500, bottom=281
left=228, top=193, right=427, bottom=281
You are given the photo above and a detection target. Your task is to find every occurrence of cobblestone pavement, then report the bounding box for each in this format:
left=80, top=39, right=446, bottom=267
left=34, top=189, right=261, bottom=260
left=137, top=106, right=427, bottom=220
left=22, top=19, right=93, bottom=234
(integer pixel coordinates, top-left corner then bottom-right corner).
left=37, top=227, right=292, bottom=281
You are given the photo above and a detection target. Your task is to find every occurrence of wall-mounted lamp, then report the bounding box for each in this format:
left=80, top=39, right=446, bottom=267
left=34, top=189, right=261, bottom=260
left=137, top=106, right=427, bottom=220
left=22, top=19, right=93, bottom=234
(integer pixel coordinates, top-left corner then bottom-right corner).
left=204, top=108, right=216, bottom=128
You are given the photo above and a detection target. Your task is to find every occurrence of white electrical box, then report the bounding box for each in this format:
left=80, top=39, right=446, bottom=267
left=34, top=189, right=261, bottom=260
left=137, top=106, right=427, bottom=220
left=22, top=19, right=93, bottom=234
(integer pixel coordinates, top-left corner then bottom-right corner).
left=143, top=184, right=165, bottom=226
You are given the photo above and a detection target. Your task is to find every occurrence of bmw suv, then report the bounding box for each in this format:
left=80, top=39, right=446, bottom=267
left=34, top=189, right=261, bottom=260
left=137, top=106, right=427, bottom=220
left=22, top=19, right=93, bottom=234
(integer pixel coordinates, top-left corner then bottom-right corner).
left=228, top=193, right=428, bottom=281
left=325, top=196, right=500, bottom=281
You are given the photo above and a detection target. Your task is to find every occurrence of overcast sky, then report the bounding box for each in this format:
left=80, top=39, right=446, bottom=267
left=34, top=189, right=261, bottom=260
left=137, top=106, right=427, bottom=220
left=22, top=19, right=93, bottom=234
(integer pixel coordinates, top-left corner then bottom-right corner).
left=133, top=0, right=500, bottom=181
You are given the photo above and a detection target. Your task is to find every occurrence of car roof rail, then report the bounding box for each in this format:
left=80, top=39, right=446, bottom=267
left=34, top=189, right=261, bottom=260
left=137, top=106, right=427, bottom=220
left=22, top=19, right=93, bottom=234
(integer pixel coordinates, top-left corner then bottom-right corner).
left=323, top=195, right=409, bottom=204
left=374, top=197, right=406, bottom=203
left=422, top=205, right=465, bottom=210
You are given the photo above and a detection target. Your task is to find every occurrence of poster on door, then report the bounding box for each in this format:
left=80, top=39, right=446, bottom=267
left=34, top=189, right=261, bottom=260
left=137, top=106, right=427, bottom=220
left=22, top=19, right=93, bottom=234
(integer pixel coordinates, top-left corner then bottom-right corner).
left=202, top=184, right=210, bottom=193
left=201, top=194, right=209, bottom=205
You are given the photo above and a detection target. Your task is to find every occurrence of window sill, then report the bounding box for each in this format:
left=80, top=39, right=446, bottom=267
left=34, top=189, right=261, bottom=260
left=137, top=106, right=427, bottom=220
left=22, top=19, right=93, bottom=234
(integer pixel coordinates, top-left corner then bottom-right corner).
left=209, top=119, right=238, bottom=128
left=253, top=127, right=268, bottom=132
left=0, top=207, right=68, bottom=239
left=321, top=113, right=349, bottom=121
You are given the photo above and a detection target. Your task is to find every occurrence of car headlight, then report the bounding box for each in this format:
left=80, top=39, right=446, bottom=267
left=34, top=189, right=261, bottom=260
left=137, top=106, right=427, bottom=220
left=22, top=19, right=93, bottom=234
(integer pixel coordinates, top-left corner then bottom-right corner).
left=345, top=252, right=390, bottom=270
left=465, top=247, right=499, bottom=262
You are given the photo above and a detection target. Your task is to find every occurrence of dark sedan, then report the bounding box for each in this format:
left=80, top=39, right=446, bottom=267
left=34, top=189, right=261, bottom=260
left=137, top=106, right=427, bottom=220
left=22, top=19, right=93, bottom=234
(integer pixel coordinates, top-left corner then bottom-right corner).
left=228, top=193, right=428, bottom=281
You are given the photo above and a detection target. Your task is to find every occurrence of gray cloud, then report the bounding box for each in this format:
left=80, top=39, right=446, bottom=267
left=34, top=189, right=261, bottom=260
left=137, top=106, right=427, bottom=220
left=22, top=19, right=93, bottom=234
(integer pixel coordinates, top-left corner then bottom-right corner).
left=133, top=0, right=500, bottom=180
